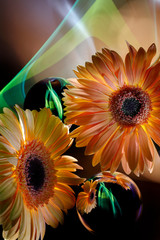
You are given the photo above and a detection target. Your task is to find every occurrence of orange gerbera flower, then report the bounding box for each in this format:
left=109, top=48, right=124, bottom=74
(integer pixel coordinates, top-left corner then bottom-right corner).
left=63, top=43, right=160, bottom=175
left=0, top=105, right=84, bottom=240
left=76, top=180, right=98, bottom=214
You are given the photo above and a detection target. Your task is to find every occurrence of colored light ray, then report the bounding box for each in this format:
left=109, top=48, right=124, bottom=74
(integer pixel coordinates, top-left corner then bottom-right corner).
left=98, top=182, right=122, bottom=216
left=1, top=0, right=160, bottom=112
left=45, top=82, right=63, bottom=119
left=45, top=80, right=67, bottom=119
left=0, top=0, right=140, bottom=111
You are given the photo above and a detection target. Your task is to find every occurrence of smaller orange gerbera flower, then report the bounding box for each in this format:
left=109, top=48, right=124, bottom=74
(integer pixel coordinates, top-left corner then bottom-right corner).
left=76, top=171, right=142, bottom=233
left=76, top=180, right=98, bottom=214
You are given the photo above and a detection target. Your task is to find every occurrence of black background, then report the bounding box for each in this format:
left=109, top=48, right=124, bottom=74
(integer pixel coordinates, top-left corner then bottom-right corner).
left=1, top=1, right=160, bottom=239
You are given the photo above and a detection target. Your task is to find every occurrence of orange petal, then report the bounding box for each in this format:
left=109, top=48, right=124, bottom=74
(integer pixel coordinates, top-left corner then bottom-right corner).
left=54, top=183, right=75, bottom=209
left=149, top=116, right=160, bottom=131
left=0, top=177, right=17, bottom=201
left=85, top=122, right=117, bottom=155
left=125, top=53, right=134, bottom=84
left=110, top=50, right=124, bottom=71
left=138, top=126, right=153, bottom=162
left=96, top=51, right=114, bottom=73
left=0, top=125, right=20, bottom=152
left=65, top=77, right=81, bottom=88
left=42, top=115, right=61, bottom=144
left=149, top=84, right=160, bottom=100
left=117, top=69, right=125, bottom=87
left=110, top=144, right=124, bottom=173
left=121, top=155, right=131, bottom=175
left=50, top=136, right=73, bottom=159
left=85, top=61, right=105, bottom=83
left=124, top=129, right=140, bottom=171
left=50, top=194, right=64, bottom=211
left=100, top=130, right=124, bottom=172
left=45, top=119, right=69, bottom=149
left=102, top=48, right=114, bottom=62
left=38, top=209, right=46, bottom=240
left=10, top=191, right=23, bottom=220
left=92, top=146, right=104, bottom=167
left=3, top=218, right=20, bottom=240
left=54, top=155, right=83, bottom=172
left=83, top=181, right=91, bottom=193
left=19, top=207, right=31, bottom=240
left=68, top=111, right=107, bottom=126
left=0, top=112, right=22, bottom=146
left=146, top=43, right=156, bottom=68
left=134, top=152, right=145, bottom=176
left=77, top=65, right=95, bottom=80
left=144, top=154, right=154, bottom=173
left=142, top=62, right=160, bottom=90
left=3, top=107, right=21, bottom=132
left=147, top=123, right=160, bottom=146
left=64, top=88, right=109, bottom=105
left=76, top=193, right=88, bottom=213
left=57, top=171, right=85, bottom=185
left=47, top=201, right=64, bottom=225
left=73, top=69, right=84, bottom=79
left=92, top=55, right=117, bottom=90
left=76, top=120, right=109, bottom=144
left=30, top=210, right=39, bottom=240
left=78, top=78, right=112, bottom=95
left=34, top=108, right=52, bottom=139
left=133, top=47, right=146, bottom=84
left=15, top=105, right=28, bottom=142
left=25, top=109, right=35, bottom=141
left=40, top=205, right=59, bottom=228
left=126, top=42, right=137, bottom=61
left=111, top=50, right=127, bottom=86
left=70, top=126, right=92, bottom=147
left=91, top=180, right=98, bottom=189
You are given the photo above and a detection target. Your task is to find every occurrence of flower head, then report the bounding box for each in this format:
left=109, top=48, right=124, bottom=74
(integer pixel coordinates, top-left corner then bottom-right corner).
left=76, top=180, right=98, bottom=214
left=63, top=43, right=160, bottom=175
left=0, top=105, right=84, bottom=240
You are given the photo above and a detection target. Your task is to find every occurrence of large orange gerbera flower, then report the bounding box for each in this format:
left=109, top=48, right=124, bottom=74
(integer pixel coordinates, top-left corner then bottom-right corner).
left=63, top=43, right=160, bottom=175
left=0, top=105, right=84, bottom=240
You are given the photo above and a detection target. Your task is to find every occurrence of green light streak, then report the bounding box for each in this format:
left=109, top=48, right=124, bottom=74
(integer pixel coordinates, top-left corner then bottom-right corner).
left=45, top=81, right=63, bottom=119
left=98, top=182, right=122, bottom=217
left=45, top=77, right=70, bottom=119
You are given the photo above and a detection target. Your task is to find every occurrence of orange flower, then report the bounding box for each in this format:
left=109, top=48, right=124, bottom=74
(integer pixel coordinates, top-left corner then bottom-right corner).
left=76, top=180, right=98, bottom=214
left=63, top=43, right=160, bottom=175
left=0, top=105, right=84, bottom=240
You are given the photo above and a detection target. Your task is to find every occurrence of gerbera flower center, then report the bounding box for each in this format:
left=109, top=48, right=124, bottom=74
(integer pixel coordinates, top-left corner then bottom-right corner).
left=121, top=97, right=142, bottom=118
left=25, top=157, right=45, bottom=191
left=109, top=86, right=152, bottom=126
left=15, top=140, right=57, bottom=209
left=89, top=190, right=96, bottom=204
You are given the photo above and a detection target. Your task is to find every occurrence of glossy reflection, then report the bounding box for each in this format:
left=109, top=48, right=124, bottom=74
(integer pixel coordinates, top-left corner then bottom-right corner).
left=76, top=171, right=142, bottom=234
left=24, top=77, right=69, bottom=121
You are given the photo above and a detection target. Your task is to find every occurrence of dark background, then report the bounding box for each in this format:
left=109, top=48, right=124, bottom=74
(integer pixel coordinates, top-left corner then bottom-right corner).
left=1, top=0, right=160, bottom=239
